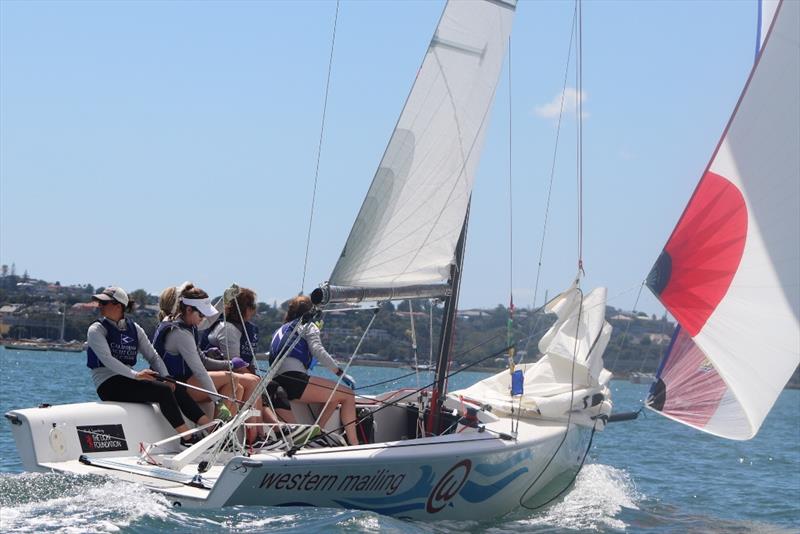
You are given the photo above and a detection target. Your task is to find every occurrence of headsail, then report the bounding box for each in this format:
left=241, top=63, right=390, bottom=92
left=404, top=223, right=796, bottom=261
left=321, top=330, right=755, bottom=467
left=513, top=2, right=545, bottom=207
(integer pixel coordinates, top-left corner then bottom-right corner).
left=646, top=0, right=799, bottom=439
left=757, top=0, right=779, bottom=56
left=314, top=0, right=516, bottom=304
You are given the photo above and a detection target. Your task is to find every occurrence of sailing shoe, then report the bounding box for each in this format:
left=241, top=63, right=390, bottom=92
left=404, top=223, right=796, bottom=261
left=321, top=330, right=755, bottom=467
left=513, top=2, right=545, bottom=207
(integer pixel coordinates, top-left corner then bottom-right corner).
left=285, top=425, right=322, bottom=445
left=179, top=432, right=204, bottom=448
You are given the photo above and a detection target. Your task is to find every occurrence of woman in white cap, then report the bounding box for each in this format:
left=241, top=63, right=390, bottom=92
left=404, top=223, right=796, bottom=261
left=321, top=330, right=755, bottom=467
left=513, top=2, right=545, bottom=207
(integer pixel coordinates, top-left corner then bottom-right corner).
left=87, top=286, right=214, bottom=446
left=153, top=283, right=262, bottom=437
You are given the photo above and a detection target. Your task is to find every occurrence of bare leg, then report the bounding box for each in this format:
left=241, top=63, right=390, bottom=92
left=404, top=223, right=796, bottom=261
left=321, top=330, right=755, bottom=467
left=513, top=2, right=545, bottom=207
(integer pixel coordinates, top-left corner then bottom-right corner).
left=299, top=377, right=358, bottom=446
left=187, top=372, right=243, bottom=416
left=236, top=373, right=268, bottom=440
left=276, top=408, right=296, bottom=424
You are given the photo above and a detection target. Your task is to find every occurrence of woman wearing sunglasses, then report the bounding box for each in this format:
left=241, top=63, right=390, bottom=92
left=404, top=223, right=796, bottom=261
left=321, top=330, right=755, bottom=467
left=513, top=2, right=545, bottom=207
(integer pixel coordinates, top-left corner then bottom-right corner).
left=87, top=286, right=213, bottom=446
left=153, top=283, right=246, bottom=422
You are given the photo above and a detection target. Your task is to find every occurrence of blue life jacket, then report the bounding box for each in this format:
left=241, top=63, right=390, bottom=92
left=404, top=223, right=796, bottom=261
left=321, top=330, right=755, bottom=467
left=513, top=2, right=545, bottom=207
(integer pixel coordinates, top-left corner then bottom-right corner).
left=239, top=321, right=259, bottom=365
left=152, top=320, right=197, bottom=380
left=270, top=319, right=312, bottom=369
left=87, top=317, right=139, bottom=369
left=198, top=316, right=222, bottom=352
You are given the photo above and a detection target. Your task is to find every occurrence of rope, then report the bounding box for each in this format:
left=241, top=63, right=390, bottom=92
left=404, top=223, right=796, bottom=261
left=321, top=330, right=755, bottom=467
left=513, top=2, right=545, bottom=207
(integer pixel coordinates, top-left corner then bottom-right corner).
left=519, top=0, right=587, bottom=507
left=300, top=0, right=340, bottom=293
left=428, top=299, right=435, bottom=368
left=206, top=318, right=308, bottom=466
left=307, top=308, right=379, bottom=446
left=519, top=284, right=585, bottom=509
left=576, top=0, right=584, bottom=274
left=608, top=279, right=645, bottom=375
left=507, top=34, right=515, bottom=363
left=408, top=300, right=420, bottom=389
left=528, top=2, right=577, bottom=347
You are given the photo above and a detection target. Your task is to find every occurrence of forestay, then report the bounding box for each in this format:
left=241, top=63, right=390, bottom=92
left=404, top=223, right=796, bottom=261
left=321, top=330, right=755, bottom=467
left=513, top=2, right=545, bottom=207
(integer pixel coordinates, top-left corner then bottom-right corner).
left=321, top=0, right=516, bottom=302
left=646, top=0, right=799, bottom=440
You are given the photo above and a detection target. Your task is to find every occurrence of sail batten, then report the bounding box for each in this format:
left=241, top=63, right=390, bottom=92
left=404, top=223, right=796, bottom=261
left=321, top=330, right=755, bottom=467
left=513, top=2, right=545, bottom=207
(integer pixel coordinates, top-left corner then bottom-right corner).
left=647, top=0, right=799, bottom=440
left=323, top=0, right=516, bottom=296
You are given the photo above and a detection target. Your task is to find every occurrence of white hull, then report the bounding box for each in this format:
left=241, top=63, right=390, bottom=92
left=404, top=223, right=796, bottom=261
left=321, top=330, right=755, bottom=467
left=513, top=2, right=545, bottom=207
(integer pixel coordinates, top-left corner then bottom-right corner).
left=5, top=396, right=593, bottom=520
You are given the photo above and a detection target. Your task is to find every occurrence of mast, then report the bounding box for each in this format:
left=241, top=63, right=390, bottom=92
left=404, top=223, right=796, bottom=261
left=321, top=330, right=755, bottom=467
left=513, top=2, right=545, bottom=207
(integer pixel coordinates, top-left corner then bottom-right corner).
left=430, top=202, right=470, bottom=434
left=59, top=303, right=66, bottom=342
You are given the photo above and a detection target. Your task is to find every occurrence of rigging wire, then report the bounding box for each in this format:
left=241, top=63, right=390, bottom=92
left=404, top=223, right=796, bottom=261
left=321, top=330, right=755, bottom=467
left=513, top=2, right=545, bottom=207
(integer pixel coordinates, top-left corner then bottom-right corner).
left=524, top=2, right=578, bottom=359
left=409, top=299, right=420, bottom=389
left=520, top=0, right=589, bottom=509
left=514, top=2, right=579, bottom=433
left=576, top=0, right=583, bottom=278
left=607, top=279, right=645, bottom=374
left=507, top=36, right=515, bottom=320
left=300, top=0, right=340, bottom=294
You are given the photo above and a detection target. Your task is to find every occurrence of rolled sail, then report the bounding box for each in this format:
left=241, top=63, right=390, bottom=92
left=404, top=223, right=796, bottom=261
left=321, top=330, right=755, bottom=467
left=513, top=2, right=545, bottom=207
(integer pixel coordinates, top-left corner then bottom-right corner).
left=646, top=0, right=799, bottom=439
left=321, top=0, right=516, bottom=303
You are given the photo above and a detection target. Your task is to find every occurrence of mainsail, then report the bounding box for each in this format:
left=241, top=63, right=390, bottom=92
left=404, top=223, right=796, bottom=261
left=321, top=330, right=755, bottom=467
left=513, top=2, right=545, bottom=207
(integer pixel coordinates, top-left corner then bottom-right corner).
left=646, top=0, right=799, bottom=439
left=314, top=0, right=516, bottom=304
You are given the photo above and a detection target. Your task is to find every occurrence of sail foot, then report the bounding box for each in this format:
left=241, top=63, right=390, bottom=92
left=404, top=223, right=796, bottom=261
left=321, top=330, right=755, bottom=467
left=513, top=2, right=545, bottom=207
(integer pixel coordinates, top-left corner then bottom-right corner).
left=311, top=283, right=451, bottom=305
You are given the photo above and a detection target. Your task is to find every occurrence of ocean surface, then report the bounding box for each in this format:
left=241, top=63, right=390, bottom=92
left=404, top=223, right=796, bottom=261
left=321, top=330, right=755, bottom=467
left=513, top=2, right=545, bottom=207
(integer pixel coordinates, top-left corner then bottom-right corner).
left=1, top=346, right=798, bottom=533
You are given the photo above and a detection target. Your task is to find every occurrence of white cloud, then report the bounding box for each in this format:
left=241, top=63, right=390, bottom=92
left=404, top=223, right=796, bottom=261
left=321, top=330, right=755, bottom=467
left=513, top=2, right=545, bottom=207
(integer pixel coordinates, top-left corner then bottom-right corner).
left=618, top=147, right=636, bottom=161
left=534, top=87, right=589, bottom=119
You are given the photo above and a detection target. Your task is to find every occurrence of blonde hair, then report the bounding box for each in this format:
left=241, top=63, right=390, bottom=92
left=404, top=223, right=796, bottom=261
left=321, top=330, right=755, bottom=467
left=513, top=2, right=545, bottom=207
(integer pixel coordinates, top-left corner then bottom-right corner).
left=158, top=281, right=209, bottom=321
left=158, top=286, right=179, bottom=321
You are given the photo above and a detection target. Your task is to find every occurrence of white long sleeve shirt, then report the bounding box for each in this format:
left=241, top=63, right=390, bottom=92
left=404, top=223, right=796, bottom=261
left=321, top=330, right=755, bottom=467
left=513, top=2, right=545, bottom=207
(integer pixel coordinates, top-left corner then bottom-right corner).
left=273, top=322, right=339, bottom=376
left=87, top=319, right=169, bottom=389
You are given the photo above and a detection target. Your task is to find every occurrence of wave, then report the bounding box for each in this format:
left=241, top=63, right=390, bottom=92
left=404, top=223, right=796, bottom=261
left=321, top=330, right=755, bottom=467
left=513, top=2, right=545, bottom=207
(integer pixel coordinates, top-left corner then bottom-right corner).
left=0, top=472, right=171, bottom=532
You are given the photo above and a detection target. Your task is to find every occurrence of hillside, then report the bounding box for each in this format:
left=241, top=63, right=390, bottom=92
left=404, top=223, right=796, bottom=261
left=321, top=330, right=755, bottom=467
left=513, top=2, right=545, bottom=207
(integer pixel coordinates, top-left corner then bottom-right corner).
left=1, top=273, right=798, bottom=386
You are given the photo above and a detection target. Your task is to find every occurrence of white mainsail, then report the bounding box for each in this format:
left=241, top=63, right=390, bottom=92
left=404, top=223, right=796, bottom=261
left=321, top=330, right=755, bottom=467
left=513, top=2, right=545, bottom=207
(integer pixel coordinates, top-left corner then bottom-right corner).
left=757, top=0, right=779, bottom=54
left=326, top=0, right=516, bottom=296
left=646, top=0, right=799, bottom=439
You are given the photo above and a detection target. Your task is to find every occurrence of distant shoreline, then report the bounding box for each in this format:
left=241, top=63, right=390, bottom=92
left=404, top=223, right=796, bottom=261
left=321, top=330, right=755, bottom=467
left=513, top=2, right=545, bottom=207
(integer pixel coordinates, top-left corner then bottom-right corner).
left=2, top=345, right=797, bottom=388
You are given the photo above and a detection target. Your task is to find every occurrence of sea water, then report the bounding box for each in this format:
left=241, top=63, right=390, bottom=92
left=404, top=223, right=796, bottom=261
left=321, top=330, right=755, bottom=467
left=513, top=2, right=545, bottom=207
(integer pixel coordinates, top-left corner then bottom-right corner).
left=1, top=346, right=798, bottom=533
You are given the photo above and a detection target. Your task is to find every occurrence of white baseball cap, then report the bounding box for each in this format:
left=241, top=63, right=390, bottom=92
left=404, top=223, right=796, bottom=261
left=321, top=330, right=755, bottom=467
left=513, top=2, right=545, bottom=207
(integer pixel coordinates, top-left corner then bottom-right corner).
left=92, top=287, right=129, bottom=307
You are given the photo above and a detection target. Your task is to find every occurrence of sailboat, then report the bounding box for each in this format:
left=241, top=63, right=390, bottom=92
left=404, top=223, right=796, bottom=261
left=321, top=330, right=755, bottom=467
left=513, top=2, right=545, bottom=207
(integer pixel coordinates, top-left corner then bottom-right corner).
left=644, top=0, right=799, bottom=440
left=3, top=0, right=613, bottom=519
left=4, top=0, right=797, bottom=521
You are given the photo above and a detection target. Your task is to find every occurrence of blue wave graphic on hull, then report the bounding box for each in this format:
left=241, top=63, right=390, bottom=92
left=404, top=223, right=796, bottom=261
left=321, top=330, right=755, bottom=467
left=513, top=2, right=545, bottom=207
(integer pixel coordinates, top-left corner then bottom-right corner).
left=473, top=448, right=532, bottom=477
left=460, top=467, right=529, bottom=503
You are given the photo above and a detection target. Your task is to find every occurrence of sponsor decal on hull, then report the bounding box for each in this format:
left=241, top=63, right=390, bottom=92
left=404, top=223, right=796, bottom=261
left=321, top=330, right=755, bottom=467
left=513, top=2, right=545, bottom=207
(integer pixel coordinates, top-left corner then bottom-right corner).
left=76, top=424, right=127, bottom=453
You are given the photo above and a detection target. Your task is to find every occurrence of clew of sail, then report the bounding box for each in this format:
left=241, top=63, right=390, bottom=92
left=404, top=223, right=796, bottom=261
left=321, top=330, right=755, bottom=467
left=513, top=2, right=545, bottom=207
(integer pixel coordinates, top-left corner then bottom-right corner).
left=645, top=0, right=799, bottom=440
left=315, top=0, right=516, bottom=304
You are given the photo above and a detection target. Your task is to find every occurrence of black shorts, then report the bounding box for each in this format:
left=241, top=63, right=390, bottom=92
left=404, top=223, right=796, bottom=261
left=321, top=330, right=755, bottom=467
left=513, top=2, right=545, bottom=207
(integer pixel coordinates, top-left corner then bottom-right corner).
left=273, top=371, right=309, bottom=401
left=263, top=380, right=292, bottom=411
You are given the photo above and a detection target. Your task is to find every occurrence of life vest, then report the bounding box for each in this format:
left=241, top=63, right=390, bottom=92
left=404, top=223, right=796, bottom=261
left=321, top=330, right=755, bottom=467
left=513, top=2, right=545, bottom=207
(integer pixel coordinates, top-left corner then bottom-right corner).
left=201, top=320, right=259, bottom=365
left=152, top=320, right=197, bottom=379
left=239, top=321, right=259, bottom=364
left=86, top=317, right=139, bottom=369
left=270, top=319, right=312, bottom=369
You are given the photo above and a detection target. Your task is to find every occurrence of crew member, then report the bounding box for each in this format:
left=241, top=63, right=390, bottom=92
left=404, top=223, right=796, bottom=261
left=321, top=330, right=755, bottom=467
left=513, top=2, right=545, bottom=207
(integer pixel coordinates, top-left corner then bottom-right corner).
left=87, top=286, right=212, bottom=446
left=270, top=295, right=358, bottom=446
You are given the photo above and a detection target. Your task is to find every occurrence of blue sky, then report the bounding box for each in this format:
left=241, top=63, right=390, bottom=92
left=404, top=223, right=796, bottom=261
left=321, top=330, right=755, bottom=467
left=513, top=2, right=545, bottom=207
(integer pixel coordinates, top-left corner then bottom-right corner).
left=0, top=0, right=757, bottom=314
